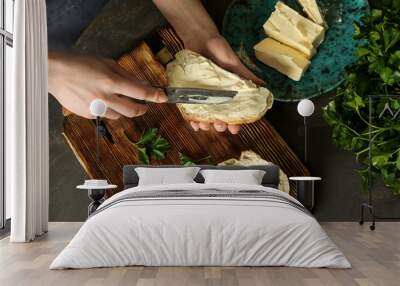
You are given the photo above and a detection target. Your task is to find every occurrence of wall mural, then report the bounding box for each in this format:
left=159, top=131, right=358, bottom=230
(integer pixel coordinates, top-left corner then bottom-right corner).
left=63, top=33, right=309, bottom=197
left=47, top=0, right=400, bottom=221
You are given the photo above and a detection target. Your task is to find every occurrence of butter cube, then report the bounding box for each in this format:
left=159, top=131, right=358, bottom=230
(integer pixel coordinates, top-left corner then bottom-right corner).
left=297, top=0, right=326, bottom=27
left=254, top=38, right=311, bottom=81
left=263, top=1, right=325, bottom=58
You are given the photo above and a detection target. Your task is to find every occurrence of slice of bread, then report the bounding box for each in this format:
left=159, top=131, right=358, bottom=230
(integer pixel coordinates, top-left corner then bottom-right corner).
left=166, top=50, right=273, bottom=125
left=218, top=150, right=290, bottom=194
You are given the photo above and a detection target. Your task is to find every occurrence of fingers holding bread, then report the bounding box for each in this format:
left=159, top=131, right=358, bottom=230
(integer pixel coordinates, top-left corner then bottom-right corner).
left=166, top=50, right=273, bottom=130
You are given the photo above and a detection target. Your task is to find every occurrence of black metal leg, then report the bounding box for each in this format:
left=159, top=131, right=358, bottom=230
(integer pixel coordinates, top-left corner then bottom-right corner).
left=359, top=204, right=364, bottom=225
left=370, top=207, right=376, bottom=231
left=88, top=201, right=102, bottom=217
left=87, top=189, right=106, bottom=217
left=359, top=203, right=378, bottom=230
left=296, top=181, right=315, bottom=211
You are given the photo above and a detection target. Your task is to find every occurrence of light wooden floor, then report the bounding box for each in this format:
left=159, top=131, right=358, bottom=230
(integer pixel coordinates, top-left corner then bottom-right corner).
left=0, top=222, right=399, bottom=286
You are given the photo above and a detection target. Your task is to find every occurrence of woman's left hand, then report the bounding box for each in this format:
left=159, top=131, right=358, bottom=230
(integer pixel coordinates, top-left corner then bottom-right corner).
left=154, top=0, right=264, bottom=134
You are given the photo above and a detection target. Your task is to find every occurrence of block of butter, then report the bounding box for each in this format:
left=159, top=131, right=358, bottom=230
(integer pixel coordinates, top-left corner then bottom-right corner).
left=254, top=38, right=311, bottom=81
left=263, top=1, right=325, bottom=58
left=297, top=0, right=326, bottom=27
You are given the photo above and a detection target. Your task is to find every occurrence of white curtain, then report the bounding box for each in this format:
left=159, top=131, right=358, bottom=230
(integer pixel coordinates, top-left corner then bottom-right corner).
left=8, top=0, right=49, bottom=242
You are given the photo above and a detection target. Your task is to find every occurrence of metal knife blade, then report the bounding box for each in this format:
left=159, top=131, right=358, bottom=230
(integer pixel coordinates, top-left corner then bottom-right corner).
left=165, top=87, right=237, bottom=104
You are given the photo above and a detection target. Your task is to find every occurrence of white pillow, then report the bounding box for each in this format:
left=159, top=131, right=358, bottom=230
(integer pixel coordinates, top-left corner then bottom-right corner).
left=135, top=167, right=201, bottom=186
left=200, top=169, right=266, bottom=185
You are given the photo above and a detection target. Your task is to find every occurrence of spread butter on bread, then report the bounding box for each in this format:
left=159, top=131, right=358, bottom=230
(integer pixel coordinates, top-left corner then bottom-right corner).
left=166, top=50, right=273, bottom=125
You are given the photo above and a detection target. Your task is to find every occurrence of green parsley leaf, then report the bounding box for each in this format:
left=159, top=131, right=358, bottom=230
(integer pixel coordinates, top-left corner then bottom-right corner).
left=138, top=147, right=150, bottom=165
left=126, top=128, right=171, bottom=165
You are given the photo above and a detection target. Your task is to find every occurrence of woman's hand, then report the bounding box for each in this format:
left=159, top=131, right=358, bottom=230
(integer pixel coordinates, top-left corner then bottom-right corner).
left=48, top=52, right=167, bottom=119
left=154, top=0, right=264, bottom=134
left=186, top=35, right=264, bottom=86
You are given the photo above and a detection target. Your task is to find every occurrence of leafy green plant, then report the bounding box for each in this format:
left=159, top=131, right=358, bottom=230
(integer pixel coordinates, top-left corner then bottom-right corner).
left=179, top=153, right=196, bottom=166
left=323, top=2, right=400, bottom=193
left=125, top=128, right=171, bottom=165
left=179, top=153, right=211, bottom=166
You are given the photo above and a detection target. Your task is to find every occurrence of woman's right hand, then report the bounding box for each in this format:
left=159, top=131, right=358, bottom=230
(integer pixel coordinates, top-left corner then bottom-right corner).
left=48, top=52, right=167, bottom=119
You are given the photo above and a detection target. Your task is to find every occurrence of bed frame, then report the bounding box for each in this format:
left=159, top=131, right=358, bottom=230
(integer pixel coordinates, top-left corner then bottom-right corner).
left=123, top=165, right=280, bottom=190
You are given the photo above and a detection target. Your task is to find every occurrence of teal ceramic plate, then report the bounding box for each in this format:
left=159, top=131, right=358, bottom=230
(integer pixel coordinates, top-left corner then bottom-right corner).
left=222, top=0, right=369, bottom=101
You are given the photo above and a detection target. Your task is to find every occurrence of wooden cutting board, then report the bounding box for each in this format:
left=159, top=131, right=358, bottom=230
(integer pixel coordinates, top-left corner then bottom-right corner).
left=63, top=29, right=309, bottom=197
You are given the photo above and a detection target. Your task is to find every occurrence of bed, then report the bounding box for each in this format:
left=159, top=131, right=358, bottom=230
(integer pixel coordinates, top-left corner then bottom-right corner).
left=50, top=165, right=350, bottom=269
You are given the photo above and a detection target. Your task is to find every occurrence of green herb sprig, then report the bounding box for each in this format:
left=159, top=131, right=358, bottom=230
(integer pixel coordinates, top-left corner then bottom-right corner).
left=126, top=128, right=171, bottom=165
left=179, top=153, right=211, bottom=166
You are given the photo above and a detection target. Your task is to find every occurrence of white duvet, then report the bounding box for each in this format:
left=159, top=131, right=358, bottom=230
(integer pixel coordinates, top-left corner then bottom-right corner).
left=50, top=183, right=350, bottom=269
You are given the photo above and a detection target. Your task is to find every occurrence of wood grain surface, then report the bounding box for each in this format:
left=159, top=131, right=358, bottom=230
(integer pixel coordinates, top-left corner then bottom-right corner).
left=63, top=31, right=309, bottom=197
left=1, top=222, right=399, bottom=286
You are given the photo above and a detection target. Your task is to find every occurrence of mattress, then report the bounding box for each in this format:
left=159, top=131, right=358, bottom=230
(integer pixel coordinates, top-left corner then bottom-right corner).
left=50, top=183, right=350, bottom=269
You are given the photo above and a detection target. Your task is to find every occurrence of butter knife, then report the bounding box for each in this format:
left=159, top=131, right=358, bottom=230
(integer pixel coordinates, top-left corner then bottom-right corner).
left=165, top=87, right=237, bottom=104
